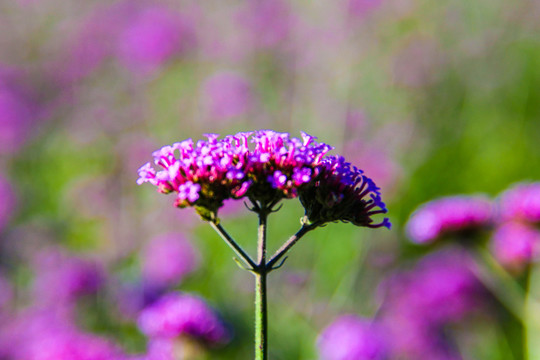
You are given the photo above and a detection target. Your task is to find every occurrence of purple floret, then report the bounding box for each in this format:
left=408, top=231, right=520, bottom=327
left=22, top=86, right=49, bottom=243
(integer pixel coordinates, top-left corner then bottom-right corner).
left=406, top=195, right=493, bottom=244
left=317, top=315, right=387, bottom=360
left=137, top=292, right=230, bottom=345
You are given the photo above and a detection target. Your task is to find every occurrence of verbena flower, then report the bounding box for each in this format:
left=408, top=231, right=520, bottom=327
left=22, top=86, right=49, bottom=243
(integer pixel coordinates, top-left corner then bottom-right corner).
left=137, top=292, right=230, bottom=345
left=317, top=315, right=387, bottom=360
left=499, top=182, right=540, bottom=224
left=490, top=222, right=540, bottom=272
left=406, top=195, right=493, bottom=244
left=299, top=155, right=390, bottom=228
left=138, top=130, right=390, bottom=228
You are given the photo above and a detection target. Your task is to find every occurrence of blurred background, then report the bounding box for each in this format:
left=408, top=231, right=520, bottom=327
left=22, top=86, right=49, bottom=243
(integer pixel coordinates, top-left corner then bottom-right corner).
left=0, top=0, right=539, bottom=359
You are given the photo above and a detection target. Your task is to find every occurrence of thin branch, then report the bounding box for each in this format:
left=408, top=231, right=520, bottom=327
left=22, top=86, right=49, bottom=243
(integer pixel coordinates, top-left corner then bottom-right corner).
left=266, top=223, right=318, bottom=270
left=209, top=221, right=257, bottom=270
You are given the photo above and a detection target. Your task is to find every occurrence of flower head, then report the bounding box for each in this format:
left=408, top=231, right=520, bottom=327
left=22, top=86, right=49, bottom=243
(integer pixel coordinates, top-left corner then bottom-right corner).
left=406, top=195, right=493, bottom=244
left=138, top=130, right=389, bottom=228
left=137, top=131, right=331, bottom=219
left=499, top=182, right=540, bottom=224
left=299, top=156, right=390, bottom=228
left=137, top=292, right=230, bottom=345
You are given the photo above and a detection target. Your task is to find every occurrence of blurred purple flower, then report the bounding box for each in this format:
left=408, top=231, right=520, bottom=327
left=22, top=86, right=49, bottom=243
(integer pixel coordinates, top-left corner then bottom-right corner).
left=0, top=174, right=16, bottom=232
left=201, top=71, right=254, bottom=120
left=491, top=222, right=540, bottom=272
left=141, top=233, right=199, bottom=288
left=137, top=292, right=230, bottom=345
left=237, top=0, right=294, bottom=50
left=56, top=3, right=194, bottom=83
left=31, top=248, right=104, bottom=304
left=116, top=6, right=194, bottom=74
left=317, top=315, right=387, bottom=360
left=499, top=182, right=540, bottom=224
left=406, top=195, right=493, bottom=244
left=378, top=250, right=482, bottom=359
left=54, top=4, right=125, bottom=84
left=0, top=307, right=122, bottom=360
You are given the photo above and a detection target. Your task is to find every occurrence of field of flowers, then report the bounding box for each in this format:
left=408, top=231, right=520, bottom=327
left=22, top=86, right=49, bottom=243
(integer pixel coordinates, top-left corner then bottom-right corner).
left=1, top=0, right=540, bottom=359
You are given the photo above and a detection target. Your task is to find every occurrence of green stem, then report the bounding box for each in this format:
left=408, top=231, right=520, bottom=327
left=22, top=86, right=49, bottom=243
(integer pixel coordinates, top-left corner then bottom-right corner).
left=266, top=223, right=317, bottom=270
left=209, top=221, right=257, bottom=270
left=254, top=271, right=268, bottom=360
left=254, top=208, right=269, bottom=360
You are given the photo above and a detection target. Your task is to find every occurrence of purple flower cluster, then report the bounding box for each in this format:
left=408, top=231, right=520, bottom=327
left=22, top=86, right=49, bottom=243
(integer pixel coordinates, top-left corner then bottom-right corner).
left=138, top=131, right=389, bottom=227
left=31, top=248, right=104, bottom=304
left=0, top=308, right=122, bottom=360
left=488, top=182, right=540, bottom=271
left=376, top=250, right=482, bottom=359
left=316, top=251, right=481, bottom=360
left=499, top=182, right=540, bottom=224
left=491, top=222, right=540, bottom=272
left=406, top=195, right=493, bottom=244
left=137, top=292, right=230, bottom=345
left=317, top=315, right=386, bottom=360
left=300, top=155, right=390, bottom=228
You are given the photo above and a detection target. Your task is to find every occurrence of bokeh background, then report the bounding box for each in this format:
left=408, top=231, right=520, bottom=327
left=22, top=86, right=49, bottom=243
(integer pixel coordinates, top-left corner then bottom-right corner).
left=1, top=0, right=540, bottom=359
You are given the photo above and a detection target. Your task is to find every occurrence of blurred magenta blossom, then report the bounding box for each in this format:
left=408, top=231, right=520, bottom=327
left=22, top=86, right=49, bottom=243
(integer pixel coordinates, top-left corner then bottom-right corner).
left=57, top=2, right=195, bottom=83
left=491, top=221, right=540, bottom=273
left=0, top=307, right=122, bottom=360
left=499, top=182, right=540, bottom=224
left=116, top=6, right=195, bottom=74
left=378, top=250, right=483, bottom=359
left=141, top=233, right=199, bottom=288
left=406, top=195, right=493, bottom=244
left=317, top=315, right=387, bottom=360
left=31, top=248, right=104, bottom=304
left=137, top=292, right=230, bottom=345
